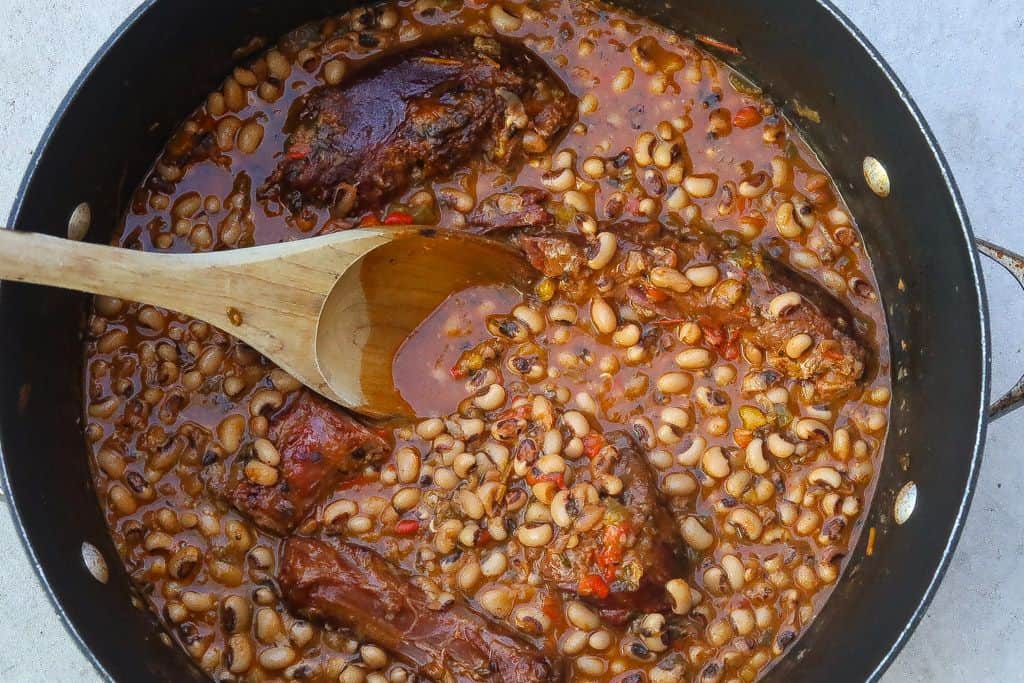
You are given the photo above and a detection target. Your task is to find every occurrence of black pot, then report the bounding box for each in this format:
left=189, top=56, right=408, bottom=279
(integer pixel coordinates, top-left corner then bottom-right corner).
left=1, top=0, right=1008, bottom=680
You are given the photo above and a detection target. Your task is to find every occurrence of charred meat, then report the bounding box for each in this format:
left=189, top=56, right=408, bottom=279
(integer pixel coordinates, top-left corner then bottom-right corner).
left=262, top=38, right=576, bottom=215
left=281, top=537, right=562, bottom=682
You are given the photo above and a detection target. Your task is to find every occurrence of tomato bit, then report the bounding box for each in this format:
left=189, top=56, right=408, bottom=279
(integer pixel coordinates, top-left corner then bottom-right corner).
left=732, top=106, right=763, bottom=129
left=383, top=210, right=415, bottom=225
left=394, top=519, right=420, bottom=536
left=577, top=573, right=611, bottom=600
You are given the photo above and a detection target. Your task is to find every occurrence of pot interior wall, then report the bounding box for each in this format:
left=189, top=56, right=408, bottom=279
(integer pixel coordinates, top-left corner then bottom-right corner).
left=2, top=1, right=985, bottom=681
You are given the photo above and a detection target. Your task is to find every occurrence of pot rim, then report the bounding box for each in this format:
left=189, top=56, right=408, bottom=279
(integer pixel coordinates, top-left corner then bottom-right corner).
left=800, top=2, right=989, bottom=679
left=0, top=1, right=989, bottom=682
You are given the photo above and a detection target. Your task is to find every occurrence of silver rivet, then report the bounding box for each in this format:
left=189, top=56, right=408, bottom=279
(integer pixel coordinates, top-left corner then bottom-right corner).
left=894, top=481, right=917, bottom=525
left=81, top=541, right=109, bottom=584
left=863, top=157, right=890, bottom=198
left=67, top=202, right=91, bottom=241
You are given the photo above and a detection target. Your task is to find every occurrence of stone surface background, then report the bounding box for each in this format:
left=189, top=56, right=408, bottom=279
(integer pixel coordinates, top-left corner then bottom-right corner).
left=1, top=1, right=1022, bottom=680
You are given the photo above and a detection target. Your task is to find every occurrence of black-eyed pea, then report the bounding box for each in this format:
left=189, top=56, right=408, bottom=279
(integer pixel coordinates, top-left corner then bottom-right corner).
left=745, top=438, right=769, bottom=474
left=784, top=480, right=806, bottom=505
left=651, top=265, right=691, bottom=293
left=665, top=578, right=693, bottom=614
left=480, top=550, right=508, bottom=577
left=226, top=634, right=254, bottom=674
left=684, top=264, right=720, bottom=288
left=512, top=305, right=545, bottom=334
left=612, top=67, right=635, bottom=93
left=726, top=508, right=763, bottom=541
left=473, top=384, right=506, bottom=411
left=751, top=477, right=777, bottom=504
left=721, top=554, right=745, bottom=591
left=611, top=323, right=641, bottom=348
left=817, top=558, right=840, bottom=583
left=731, top=608, right=756, bottom=636
left=244, top=460, right=278, bottom=487
left=841, top=496, right=861, bottom=517
left=248, top=389, right=283, bottom=416
left=768, top=291, right=802, bottom=318
left=725, top=471, right=752, bottom=498
left=785, top=333, right=814, bottom=359
left=707, top=619, right=733, bottom=647
left=512, top=606, right=552, bottom=636
left=566, top=601, right=600, bottom=630
left=767, top=433, right=796, bottom=458
left=795, top=509, right=821, bottom=536
left=109, top=484, right=137, bottom=515
left=339, top=664, right=367, bottom=683
left=562, top=191, right=591, bottom=213
left=795, top=418, right=831, bottom=442
left=808, top=466, right=842, bottom=489
left=394, top=447, right=421, bottom=484
left=346, top=515, right=373, bottom=535
left=864, top=408, right=887, bottom=431
left=457, top=559, right=482, bottom=592
left=776, top=201, right=801, bottom=238
left=391, top=487, right=420, bottom=513
left=778, top=499, right=798, bottom=527
left=477, top=586, right=515, bottom=618
left=657, top=372, right=692, bottom=395
left=588, top=629, right=612, bottom=650
left=701, top=446, right=730, bottom=479
left=259, top=646, right=297, bottom=671
left=323, top=59, right=346, bottom=85
left=677, top=436, right=706, bottom=467
left=738, top=172, right=771, bottom=198
left=683, top=174, right=717, bottom=198
left=542, top=167, right=576, bottom=193
left=647, top=448, right=674, bottom=470
left=675, top=348, right=713, bottom=370
left=661, top=472, right=697, bottom=497
left=251, top=438, right=280, bottom=467
left=681, top=517, right=715, bottom=550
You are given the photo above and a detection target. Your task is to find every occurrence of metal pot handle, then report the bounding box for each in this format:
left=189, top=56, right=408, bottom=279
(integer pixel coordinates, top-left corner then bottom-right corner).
left=977, top=238, right=1024, bottom=419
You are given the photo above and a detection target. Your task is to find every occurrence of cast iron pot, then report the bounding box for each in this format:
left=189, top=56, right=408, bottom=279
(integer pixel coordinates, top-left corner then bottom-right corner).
left=3, top=0, right=1017, bottom=680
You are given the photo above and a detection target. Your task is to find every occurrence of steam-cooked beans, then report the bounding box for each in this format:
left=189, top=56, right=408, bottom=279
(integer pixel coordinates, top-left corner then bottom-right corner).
left=82, top=1, right=889, bottom=681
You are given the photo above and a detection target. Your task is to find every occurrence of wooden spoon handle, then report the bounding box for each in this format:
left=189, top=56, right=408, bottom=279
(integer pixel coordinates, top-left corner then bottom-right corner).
left=0, top=228, right=395, bottom=394
left=0, top=229, right=184, bottom=303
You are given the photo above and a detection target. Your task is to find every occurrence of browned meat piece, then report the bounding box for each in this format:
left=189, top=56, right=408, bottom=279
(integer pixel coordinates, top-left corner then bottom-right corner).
left=539, top=432, right=686, bottom=621
left=469, top=187, right=553, bottom=233
left=281, top=537, right=561, bottom=682
left=221, top=391, right=388, bottom=534
left=262, top=37, right=576, bottom=214
left=516, top=233, right=586, bottom=278
left=746, top=257, right=867, bottom=401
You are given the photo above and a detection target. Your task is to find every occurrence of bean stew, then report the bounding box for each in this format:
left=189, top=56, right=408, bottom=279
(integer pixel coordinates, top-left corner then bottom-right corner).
left=82, top=1, right=891, bottom=681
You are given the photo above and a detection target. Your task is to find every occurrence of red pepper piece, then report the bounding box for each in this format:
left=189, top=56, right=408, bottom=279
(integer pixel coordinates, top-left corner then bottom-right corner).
left=525, top=471, right=566, bottom=490
left=383, top=211, right=415, bottom=225
left=595, top=522, right=631, bottom=581
left=641, top=283, right=669, bottom=303
left=394, top=519, right=420, bottom=536
left=286, top=143, right=311, bottom=160
left=582, top=433, right=606, bottom=459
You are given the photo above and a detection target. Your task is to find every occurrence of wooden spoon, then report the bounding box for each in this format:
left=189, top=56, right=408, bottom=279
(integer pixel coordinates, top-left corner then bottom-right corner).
left=0, top=227, right=535, bottom=418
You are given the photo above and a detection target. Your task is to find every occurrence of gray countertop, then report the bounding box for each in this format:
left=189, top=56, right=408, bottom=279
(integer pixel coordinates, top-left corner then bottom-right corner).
left=1, top=1, right=1022, bottom=680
